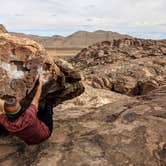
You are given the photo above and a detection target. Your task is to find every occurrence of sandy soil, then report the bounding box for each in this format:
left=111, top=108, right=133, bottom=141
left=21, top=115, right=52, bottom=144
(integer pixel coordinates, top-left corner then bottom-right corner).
left=46, top=47, right=82, bottom=58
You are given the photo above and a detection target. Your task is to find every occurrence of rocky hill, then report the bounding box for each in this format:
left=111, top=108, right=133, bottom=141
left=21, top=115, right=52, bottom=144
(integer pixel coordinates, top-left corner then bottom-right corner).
left=11, top=30, right=131, bottom=48
left=60, top=30, right=131, bottom=48
left=71, top=39, right=166, bottom=96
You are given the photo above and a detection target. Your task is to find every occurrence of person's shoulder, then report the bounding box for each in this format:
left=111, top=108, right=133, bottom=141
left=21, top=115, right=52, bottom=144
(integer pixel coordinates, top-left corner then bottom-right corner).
left=20, top=104, right=38, bottom=124
left=26, top=104, right=38, bottom=115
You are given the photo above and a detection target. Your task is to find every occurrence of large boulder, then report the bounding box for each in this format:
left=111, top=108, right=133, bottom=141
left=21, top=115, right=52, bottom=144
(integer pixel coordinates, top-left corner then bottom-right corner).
left=0, top=33, right=84, bottom=110
left=71, top=39, right=166, bottom=95
left=49, top=85, right=166, bottom=166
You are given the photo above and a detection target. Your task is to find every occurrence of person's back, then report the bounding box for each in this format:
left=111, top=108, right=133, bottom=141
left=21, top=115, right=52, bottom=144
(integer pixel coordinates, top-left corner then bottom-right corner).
left=0, top=104, right=50, bottom=145
left=0, top=74, right=53, bottom=145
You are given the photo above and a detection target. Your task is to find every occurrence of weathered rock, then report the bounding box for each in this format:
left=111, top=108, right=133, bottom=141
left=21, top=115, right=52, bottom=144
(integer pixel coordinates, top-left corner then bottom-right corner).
left=71, top=39, right=166, bottom=95
left=0, top=33, right=84, bottom=110
left=31, top=85, right=166, bottom=166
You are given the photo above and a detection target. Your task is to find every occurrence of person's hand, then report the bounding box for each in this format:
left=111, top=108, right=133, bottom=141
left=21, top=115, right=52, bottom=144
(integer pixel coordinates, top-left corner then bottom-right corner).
left=39, top=74, right=43, bottom=86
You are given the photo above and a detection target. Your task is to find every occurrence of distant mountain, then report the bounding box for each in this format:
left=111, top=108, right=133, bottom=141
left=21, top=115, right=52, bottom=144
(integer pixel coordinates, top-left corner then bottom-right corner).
left=0, top=24, right=7, bottom=33
left=11, top=32, right=65, bottom=48
left=4, top=24, right=132, bottom=49
left=11, top=30, right=131, bottom=48
left=62, top=30, right=131, bottom=48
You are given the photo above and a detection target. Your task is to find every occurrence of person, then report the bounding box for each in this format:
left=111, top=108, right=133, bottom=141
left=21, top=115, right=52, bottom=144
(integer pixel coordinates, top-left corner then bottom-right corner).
left=0, top=74, right=54, bottom=145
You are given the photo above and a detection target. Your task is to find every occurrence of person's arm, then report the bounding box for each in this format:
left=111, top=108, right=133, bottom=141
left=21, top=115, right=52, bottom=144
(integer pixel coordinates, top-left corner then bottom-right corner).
left=0, top=99, right=5, bottom=114
left=31, top=74, right=43, bottom=108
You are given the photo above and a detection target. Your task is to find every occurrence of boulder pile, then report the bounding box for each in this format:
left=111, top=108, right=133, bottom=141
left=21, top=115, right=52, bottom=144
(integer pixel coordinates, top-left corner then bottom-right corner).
left=71, top=39, right=166, bottom=95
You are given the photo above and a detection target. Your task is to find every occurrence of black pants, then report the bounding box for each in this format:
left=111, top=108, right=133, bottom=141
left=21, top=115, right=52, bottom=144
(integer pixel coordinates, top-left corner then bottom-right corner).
left=37, top=101, right=53, bottom=134
left=37, top=87, right=65, bottom=133
left=0, top=125, right=9, bottom=136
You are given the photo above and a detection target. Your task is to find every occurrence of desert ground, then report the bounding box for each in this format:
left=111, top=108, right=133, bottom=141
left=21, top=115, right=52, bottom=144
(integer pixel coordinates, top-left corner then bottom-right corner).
left=46, top=47, right=82, bottom=59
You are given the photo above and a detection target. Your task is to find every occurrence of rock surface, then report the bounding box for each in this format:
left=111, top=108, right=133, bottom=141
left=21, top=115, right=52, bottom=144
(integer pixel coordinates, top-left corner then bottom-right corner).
left=0, top=84, right=165, bottom=166
left=0, top=33, right=84, bottom=109
left=71, top=39, right=166, bottom=95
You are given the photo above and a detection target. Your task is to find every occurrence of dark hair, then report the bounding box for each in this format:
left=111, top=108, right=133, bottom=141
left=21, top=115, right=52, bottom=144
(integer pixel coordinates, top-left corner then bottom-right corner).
left=4, top=97, right=17, bottom=110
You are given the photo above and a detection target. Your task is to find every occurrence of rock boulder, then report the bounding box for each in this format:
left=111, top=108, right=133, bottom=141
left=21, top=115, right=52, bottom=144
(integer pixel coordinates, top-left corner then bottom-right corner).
left=0, top=33, right=84, bottom=110
left=71, top=39, right=166, bottom=96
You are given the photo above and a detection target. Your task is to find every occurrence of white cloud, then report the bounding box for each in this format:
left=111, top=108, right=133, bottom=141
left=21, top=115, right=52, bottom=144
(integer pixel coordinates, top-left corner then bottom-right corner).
left=0, top=0, right=166, bottom=38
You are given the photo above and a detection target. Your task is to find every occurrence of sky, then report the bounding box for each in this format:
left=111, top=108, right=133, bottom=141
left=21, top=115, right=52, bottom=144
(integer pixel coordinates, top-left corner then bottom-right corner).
left=0, top=0, right=166, bottom=39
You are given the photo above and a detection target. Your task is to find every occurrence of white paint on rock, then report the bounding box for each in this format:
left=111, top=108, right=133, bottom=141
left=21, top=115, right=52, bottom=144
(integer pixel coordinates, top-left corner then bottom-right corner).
left=36, top=65, right=48, bottom=84
left=1, top=62, right=24, bottom=79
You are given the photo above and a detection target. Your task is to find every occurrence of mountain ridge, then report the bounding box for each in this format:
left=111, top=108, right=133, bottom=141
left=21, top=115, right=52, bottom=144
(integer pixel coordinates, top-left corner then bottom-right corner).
left=10, top=29, right=131, bottom=48
left=0, top=24, right=132, bottom=48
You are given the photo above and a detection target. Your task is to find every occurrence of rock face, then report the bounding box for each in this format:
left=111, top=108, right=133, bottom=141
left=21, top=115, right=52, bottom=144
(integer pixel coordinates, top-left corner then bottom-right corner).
left=71, top=39, right=166, bottom=95
left=0, top=33, right=84, bottom=110
left=0, top=24, right=7, bottom=33
left=51, top=85, right=166, bottom=166
left=50, top=85, right=166, bottom=166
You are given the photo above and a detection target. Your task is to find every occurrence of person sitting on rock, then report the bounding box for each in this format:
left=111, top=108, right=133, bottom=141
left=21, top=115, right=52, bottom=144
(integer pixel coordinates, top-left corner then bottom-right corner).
left=0, top=74, right=54, bottom=145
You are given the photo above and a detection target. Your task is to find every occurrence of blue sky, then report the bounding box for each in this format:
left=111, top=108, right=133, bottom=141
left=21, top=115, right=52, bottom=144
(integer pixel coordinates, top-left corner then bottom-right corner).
left=0, top=0, right=166, bottom=39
